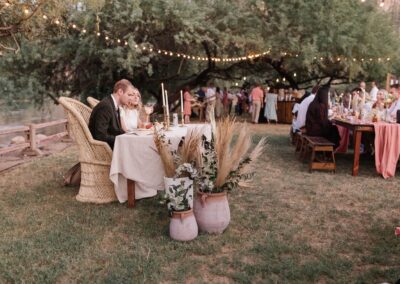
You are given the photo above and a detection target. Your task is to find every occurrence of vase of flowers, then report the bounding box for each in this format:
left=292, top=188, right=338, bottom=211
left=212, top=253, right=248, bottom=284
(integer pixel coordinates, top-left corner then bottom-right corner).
left=193, top=115, right=266, bottom=234
left=193, top=191, right=230, bottom=234
left=164, top=174, right=197, bottom=241
left=154, top=127, right=203, bottom=241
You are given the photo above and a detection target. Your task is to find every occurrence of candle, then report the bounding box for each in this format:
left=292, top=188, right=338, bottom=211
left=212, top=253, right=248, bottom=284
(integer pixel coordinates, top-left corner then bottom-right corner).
left=180, top=90, right=184, bottom=113
left=349, top=94, right=352, bottom=111
left=165, top=90, right=169, bottom=117
left=161, top=83, right=165, bottom=106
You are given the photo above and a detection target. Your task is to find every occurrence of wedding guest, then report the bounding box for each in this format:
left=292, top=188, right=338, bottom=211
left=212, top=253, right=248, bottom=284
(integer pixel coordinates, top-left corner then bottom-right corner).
left=292, top=85, right=318, bottom=133
left=222, top=87, right=230, bottom=116
left=88, top=79, right=134, bottom=149
left=197, top=87, right=206, bottom=102
left=351, top=87, right=363, bottom=112
left=372, top=89, right=387, bottom=111
left=306, top=85, right=340, bottom=148
left=230, top=89, right=239, bottom=116
left=183, top=87, right=194, bottom=124
left=250, top=83, right=264, bottom=123
left=264, top=88, right=278, bottom=123
left=388, top=84, right=400, bottom=118
left=120, top=87, right=144, bottom=132
left=205, top=83, right=216, bottom=122
left=369, top=81, right=379, bottom=102
left=215, top=86, right=224, bottom=118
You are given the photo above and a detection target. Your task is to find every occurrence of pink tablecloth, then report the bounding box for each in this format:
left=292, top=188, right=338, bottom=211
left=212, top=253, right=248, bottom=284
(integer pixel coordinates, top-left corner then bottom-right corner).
left=335, top=125, right=350, bottom=153
left=374, top=122, right=400, bottom=179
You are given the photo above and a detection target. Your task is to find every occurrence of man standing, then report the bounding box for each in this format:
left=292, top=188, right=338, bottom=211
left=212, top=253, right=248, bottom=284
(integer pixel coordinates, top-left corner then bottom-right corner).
left=250, top=83, right=264, bottom=123
left=369, top=81, right=379, bottom=102
left=89, top=79, right=134, bottom=149
left=205, top=83, right=216, bottom=122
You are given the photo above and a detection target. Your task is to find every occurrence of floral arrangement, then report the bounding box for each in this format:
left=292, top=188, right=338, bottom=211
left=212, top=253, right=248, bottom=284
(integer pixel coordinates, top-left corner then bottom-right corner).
left=154, top=127, right=202, bottom=215
left=197, top=116, right=267, bottom=193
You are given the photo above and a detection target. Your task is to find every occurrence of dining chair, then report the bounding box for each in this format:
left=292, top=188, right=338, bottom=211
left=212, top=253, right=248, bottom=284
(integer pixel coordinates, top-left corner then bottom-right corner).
left=59, top=97, right=117, bottom=203
left=87, top=96, right=100, bottom=109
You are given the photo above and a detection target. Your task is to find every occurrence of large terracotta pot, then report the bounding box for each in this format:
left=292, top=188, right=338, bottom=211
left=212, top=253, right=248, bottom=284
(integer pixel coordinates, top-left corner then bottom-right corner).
left=193, top=191, right=230, bottom=234
left=169, top=209, right=198, bottom=241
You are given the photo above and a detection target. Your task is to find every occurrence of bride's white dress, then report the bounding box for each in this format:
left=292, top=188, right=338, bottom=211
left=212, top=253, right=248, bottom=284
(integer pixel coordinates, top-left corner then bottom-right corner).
left=120, top=108, right=138, bottom=131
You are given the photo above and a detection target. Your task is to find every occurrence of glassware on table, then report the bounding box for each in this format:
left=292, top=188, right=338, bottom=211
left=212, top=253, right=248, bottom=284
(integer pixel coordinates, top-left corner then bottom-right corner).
left=144, top=103, right=154, bottom=124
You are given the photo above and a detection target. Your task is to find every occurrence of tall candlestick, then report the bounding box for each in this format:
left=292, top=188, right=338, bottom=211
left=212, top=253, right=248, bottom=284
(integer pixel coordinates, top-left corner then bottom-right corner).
left=180, top=90, right=184, bottom=113
left=165, top=90, right=169, bottom=117
left=161, top=83, right=165, bottom=106
left=349, top=94, right=352, bottom=111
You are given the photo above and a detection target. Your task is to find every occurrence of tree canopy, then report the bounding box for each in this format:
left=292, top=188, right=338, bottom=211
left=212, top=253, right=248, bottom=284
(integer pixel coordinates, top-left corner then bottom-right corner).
left=1, top=0, right=399, bottom=106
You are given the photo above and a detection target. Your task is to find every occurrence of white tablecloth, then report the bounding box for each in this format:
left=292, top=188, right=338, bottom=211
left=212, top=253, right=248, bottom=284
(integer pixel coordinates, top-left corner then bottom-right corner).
left=110, top=124, right=211, bottom=203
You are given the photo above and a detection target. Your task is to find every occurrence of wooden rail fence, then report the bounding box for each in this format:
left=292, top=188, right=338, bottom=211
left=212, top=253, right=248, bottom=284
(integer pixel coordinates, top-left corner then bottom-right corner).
left=0, top=119, right=68, bottom=155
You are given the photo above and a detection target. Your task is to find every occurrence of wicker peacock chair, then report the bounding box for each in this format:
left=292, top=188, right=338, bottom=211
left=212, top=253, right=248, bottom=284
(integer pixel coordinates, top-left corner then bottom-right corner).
left=87, top=96, right=100, bottom=109
left=59, top=97, right=117, bottom=203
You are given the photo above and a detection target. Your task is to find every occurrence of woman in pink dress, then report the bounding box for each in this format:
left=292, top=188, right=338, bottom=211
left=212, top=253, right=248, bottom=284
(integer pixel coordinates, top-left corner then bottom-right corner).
left=183, top=87, right=193, bottom=123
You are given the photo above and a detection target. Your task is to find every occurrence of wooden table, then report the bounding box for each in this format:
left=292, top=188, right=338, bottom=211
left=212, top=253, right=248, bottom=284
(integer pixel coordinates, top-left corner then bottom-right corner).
left=109, top=124, right=211, bottom=207
left=277, top=101, right=296, bottom=124
left=332, top=119, right=374, bottom=176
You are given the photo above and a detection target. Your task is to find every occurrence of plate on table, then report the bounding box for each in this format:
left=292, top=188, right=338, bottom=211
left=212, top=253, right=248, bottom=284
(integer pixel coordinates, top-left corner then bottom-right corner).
left=135, top=128, right=153, bottom=131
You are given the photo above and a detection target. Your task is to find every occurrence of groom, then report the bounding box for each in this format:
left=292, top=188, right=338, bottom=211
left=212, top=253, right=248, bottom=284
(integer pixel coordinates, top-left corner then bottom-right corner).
left=89, top=79, right=134, bottom=149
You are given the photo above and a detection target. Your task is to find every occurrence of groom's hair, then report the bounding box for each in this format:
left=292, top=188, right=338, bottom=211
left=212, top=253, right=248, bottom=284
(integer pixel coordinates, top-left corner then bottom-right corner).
left=113, top=79, right=133, bottom=94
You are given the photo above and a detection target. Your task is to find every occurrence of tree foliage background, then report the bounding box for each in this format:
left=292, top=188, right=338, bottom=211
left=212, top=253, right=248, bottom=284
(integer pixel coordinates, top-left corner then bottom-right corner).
left=0, top=0, right=399, bottom=106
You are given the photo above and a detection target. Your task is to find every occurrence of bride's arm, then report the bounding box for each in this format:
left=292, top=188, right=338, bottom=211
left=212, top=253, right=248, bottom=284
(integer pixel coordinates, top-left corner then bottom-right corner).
left=137, top=117, right=145, bottom=128
left=120, top=109, right=128, bottom=132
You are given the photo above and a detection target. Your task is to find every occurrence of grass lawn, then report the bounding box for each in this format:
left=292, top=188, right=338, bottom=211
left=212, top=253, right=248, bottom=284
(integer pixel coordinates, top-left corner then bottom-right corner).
left=0, top=124, right=399, bottom=283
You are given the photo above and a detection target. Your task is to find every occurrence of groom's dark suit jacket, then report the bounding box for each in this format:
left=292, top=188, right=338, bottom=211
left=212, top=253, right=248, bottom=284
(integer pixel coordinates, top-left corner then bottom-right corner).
left=88, top=95, right=124, bottom=149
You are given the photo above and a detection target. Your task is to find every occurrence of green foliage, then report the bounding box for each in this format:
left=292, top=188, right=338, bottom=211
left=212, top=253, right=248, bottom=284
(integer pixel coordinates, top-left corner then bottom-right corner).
left=1, top=0, right=399, bottom=106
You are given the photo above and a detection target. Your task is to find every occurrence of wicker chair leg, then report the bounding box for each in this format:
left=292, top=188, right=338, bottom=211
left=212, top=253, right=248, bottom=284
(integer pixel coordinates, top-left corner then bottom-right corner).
left=76, top=162, right=117, bottom=204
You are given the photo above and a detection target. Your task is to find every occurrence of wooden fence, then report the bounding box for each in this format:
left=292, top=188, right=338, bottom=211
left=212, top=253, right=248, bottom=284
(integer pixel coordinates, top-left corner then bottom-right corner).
left=0, top=119, right=68, bottom=155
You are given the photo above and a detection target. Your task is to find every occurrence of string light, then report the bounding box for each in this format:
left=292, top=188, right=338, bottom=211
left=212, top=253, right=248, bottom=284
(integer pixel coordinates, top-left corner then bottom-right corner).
left=380, top=0, right=385, bottom=7
left=4, top=7, right=393, bottom=65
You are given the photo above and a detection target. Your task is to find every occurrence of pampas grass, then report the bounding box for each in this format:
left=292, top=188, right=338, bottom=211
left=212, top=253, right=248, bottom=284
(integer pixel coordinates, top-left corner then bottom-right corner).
left=153, top=127, right=203, bottom=178
left=153, top=127, right=175, bottom=178
left=179, top=128, right=202, bottom=166
left=214, top=117, right=236, bottom=187
left=210, top=114, right=266, bottom=189
left=238, top=137, right=267, bottom=187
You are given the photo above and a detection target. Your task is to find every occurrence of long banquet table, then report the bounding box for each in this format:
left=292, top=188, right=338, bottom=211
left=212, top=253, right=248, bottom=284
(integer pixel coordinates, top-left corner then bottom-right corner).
left=333, top=118, right=400, bottom=177
left=332, top=118, right=374, bottom=176
left=110, top=124, right=211, bottom=206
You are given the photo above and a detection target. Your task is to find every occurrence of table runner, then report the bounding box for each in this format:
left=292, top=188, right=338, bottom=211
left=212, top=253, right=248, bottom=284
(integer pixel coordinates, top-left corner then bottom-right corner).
left=374, top=122, right=400, bottom=178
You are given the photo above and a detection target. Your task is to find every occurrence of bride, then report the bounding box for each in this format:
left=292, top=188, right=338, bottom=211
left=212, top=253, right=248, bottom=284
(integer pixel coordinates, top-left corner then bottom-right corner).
left=120, top=88, right=145, bottom=131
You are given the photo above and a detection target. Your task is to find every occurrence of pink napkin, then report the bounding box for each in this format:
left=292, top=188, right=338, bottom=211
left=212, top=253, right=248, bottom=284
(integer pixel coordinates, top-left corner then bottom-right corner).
left=374, top=122, right=400, bottom=179
left=335, top=125, right=350, bottom=153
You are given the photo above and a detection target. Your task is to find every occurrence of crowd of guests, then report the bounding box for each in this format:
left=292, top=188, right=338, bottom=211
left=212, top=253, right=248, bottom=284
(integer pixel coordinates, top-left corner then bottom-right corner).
left=88, top=79, right=400, bottom=152
left=184, top=83, right=286, bottom=124
left=291, top=80, right=400, bottom=148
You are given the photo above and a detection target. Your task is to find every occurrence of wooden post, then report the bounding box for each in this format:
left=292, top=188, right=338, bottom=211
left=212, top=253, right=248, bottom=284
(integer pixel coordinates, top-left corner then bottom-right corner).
left=25, top=124, right=42, bottom=156
left=386, top=73, right=392, bottom=91
left=30, top=124, right=37, bottom=152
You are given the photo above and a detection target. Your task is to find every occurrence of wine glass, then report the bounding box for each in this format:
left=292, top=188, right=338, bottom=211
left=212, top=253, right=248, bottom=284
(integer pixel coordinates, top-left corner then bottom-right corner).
left=144, top=103, right=154, bottom=124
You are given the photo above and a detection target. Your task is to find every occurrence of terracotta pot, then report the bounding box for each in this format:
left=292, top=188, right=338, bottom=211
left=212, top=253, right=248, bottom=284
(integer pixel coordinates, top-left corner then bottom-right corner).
left=193, top=191, right=230, bottom=234
left=169, top=209, right=198, bottom=241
